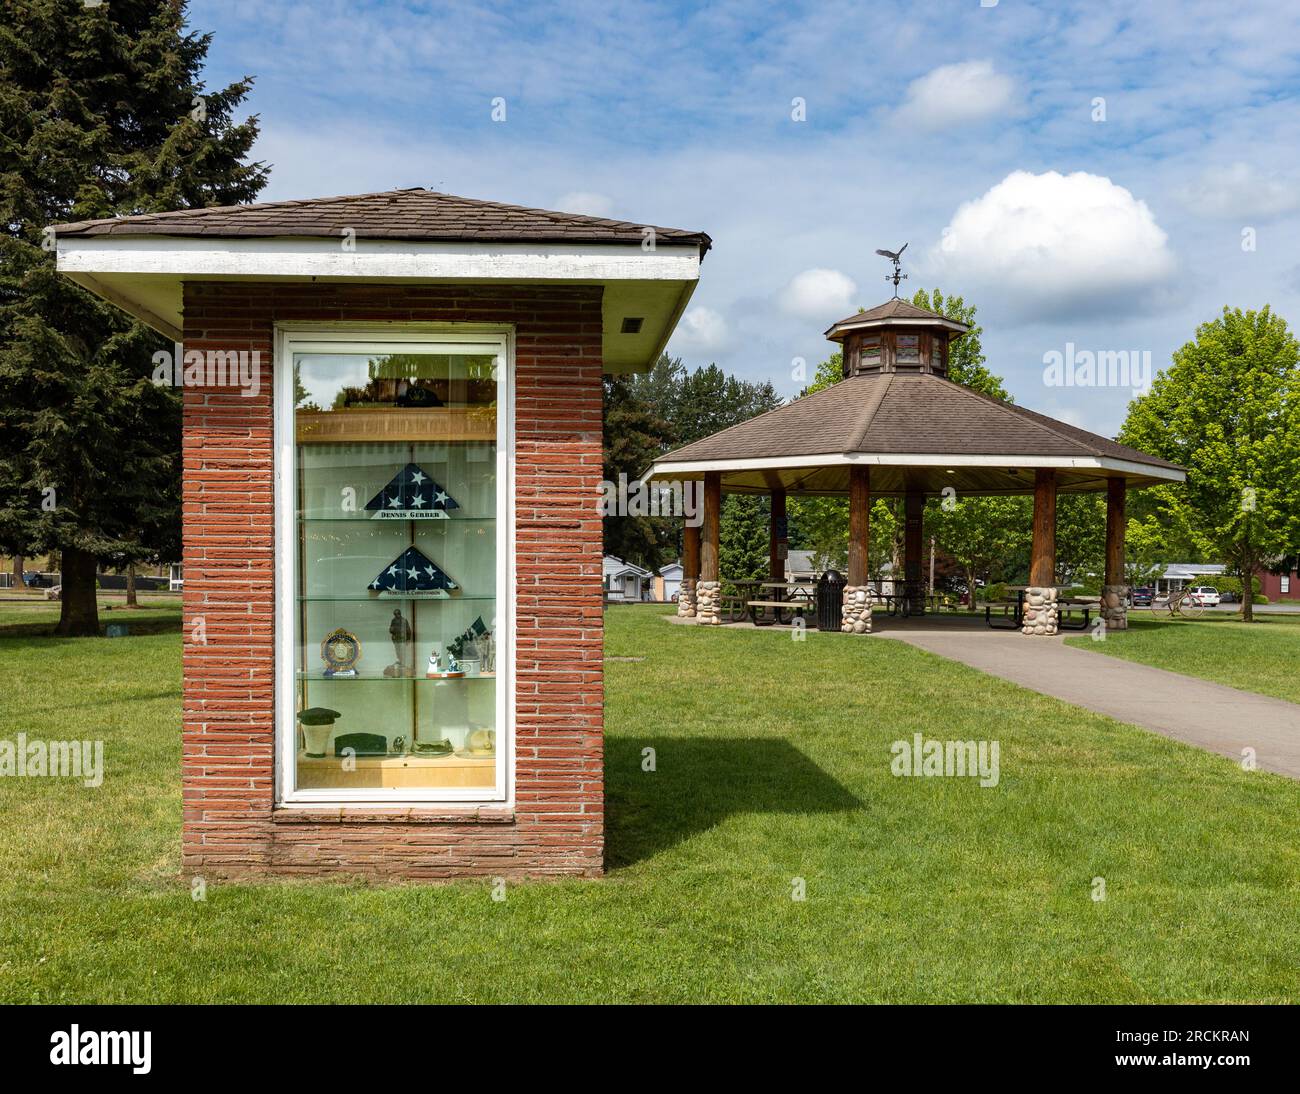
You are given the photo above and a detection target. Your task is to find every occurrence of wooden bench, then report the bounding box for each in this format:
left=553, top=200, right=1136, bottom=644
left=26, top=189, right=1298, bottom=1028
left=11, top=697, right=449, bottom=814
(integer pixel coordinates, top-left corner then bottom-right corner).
left=747, top=599, right=810, bottom=626
left=1057, top=597, right=1095, bottom=631
left=984, top=599, right=1022, bottom=629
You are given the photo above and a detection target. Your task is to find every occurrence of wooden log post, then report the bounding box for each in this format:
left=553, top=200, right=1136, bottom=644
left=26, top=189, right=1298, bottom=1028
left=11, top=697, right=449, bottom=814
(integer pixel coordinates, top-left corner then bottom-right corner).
left=847, top=468, right=869, bottom=586
left=1025, top=468, right=1059, bottom=635
left=843, top=466, right=872, bottom=633
left=1030, top=469, right=1057, bottom=587
left=1103, top=477, right=1128, bottom=630
left=697, top=471, right=722, bottom=624
left=903, top=489, right=924, bottom=615
left=769, top=487, right=786, bottom=582
left=679, top=518, right=701, bottom=620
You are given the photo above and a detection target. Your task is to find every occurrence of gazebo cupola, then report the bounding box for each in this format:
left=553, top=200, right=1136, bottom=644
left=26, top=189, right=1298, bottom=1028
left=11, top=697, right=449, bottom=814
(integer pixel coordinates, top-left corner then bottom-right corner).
left=825, top=297, right=970, bottom=379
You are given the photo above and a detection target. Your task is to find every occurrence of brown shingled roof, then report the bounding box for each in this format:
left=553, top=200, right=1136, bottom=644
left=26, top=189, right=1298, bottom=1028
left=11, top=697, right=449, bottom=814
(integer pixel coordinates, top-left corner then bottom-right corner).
left=51, top=188, right=712, bottom=254
left=659, top=371, right=1181, bottom=470
left=824, top=297, right=970, bottom=340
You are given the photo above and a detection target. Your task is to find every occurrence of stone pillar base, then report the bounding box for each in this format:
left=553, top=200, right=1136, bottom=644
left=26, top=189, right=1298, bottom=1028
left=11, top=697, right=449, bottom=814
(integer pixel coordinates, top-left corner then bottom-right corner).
left=695, top=580, right=721, bottom=625
left=1022, top=586, right=1058, bottom=635
left=840, top=585, right=873, bottom=633
left=677, top=578, right=696, bottom=618
left=1101, top=584, right=1129, bottom=630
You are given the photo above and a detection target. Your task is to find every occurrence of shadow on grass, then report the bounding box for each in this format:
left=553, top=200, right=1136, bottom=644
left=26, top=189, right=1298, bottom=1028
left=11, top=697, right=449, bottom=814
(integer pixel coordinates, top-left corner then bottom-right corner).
left=0, top=615, right=184, bottom=642
left=605, top=736, right=862, bottom=869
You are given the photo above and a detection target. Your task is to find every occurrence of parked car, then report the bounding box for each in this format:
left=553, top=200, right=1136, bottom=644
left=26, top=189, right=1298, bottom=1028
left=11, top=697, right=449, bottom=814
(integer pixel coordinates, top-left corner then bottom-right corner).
left=1188, top=585, right=1221, bottom=607
left=1219, top=589, right=1238, bottom=604
left=1131, top=586, right=1154, bottom=606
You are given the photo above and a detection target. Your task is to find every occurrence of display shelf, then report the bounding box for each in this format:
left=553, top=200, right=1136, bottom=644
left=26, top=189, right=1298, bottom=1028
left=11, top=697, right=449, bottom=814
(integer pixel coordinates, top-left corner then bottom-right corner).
left=296, top=594, right=494, bottom=603
left=297, top=671, right=497, bottom=681
left=297, top=750, right=495, bottom=790
left=297, top=515, right=495, bottom=523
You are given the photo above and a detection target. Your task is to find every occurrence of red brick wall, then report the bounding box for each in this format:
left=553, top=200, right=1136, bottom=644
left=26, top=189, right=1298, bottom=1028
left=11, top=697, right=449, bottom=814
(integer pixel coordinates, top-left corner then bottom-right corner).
left=180, top=283, right=605, bottom=878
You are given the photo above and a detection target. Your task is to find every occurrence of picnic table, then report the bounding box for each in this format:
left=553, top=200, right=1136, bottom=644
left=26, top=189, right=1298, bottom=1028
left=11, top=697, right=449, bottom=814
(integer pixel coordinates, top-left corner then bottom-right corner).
left=745, top=580, right=816, bottom=625
left=984, top=586, right=1095, bottom=630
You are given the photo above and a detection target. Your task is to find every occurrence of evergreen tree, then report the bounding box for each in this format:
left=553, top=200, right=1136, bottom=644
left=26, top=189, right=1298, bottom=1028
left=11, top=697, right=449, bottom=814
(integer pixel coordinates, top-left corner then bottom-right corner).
left=602, top=375, right=675, bottom=567
left=0, top=0, right=268, bottom=634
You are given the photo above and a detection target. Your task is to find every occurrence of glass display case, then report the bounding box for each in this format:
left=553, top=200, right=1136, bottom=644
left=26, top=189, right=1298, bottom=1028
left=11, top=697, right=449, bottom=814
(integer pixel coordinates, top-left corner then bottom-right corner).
left=284, top=334, right=508, bottom=799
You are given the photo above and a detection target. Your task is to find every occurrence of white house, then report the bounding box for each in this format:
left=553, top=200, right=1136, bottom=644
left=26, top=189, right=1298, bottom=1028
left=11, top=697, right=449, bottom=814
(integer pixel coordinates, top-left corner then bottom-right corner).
left=1150, top=562, right=1225, bottom=595
left=656, top=561, right=684, bottom=602
left=603, top=556, right=653, bottom=601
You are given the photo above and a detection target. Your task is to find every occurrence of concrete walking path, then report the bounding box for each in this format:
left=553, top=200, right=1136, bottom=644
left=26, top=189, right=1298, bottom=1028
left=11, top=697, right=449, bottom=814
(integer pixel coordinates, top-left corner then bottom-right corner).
left=876, top=622, right=1300, bottom=780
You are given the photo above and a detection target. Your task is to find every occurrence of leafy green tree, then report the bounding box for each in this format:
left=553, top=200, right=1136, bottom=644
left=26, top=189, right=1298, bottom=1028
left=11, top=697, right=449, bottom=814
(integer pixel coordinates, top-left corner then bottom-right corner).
left=910, top=287, right=1008, bottom=399
left=928, top=495, right=1029, bottom=603
left=1054, top=493, right=1105, bottom=586
left=1120, top=306, right=1300, bottom=621
left=1124, top=514, right=1170, bottom=587
left=0, top=0, right=267, bottom=634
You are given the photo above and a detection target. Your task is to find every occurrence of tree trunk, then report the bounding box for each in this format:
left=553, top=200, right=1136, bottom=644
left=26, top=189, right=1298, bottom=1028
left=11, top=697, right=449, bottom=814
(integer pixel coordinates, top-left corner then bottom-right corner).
left=12, top=555, right=22, bottom=588
left=966, top=566, right=977, bottom=609
left=1242, top=576, right=1254, bottom=623
left=57, top=547, right=99, bottom=636
left=125, top=562, right=137, bottom=608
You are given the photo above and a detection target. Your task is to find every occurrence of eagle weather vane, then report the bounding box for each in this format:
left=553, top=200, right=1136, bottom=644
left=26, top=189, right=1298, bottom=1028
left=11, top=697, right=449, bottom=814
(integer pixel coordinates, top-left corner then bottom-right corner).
left=875, top=243, right=908, bottom=297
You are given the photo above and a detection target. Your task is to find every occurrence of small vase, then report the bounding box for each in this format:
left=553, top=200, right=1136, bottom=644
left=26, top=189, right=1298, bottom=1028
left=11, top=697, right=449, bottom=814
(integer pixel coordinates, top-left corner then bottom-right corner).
left=302, top=723, right=333, bottom=757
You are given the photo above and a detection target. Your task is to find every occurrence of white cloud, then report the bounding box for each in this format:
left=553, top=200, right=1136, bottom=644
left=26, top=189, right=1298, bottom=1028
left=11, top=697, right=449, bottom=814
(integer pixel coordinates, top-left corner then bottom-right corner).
left=669, top=306, right=730, bottom=354
left=930, top=170, right=1178, bottom=322
left=553, top=190, right=616, bottom=218
left=1175, top=162, right=1300, bottom=220
left=779, top=268, right=858, bottom=320
left=895, top=61, right=1015, bottom=130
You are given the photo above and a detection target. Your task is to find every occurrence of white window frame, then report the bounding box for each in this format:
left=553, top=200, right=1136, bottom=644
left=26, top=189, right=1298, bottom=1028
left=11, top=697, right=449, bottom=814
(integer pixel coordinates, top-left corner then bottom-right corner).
left=274, top=324, right=515, bottom=807
left=1282, top=575, right=1291, bottom=594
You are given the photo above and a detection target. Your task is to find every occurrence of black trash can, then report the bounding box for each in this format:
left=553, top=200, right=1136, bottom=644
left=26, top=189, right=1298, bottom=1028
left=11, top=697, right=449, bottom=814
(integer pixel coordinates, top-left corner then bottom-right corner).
left=816, top=569, right=846, bottom=631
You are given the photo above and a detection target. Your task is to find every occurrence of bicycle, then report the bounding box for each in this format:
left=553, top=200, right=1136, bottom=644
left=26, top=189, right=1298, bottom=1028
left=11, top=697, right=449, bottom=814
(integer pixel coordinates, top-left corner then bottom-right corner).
left=1155, top=588, right=1206, bottom=620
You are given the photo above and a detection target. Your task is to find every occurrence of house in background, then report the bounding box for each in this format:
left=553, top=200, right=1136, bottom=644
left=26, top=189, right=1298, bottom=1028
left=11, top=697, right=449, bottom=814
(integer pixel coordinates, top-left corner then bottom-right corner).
left=603, top=556, right=653, bottom=601
left=1259, top=560, right=1299, bottom=601
left=655, top=561, right=683, bottom=602
left=1150, top=562, right=1225, bottom=596
left=784, top=549, right=818, bottom=583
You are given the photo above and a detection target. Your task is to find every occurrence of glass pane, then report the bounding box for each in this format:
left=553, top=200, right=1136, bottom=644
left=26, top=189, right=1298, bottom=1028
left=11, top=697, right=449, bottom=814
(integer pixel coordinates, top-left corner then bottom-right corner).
left=292, top=348, right=501, bottom=794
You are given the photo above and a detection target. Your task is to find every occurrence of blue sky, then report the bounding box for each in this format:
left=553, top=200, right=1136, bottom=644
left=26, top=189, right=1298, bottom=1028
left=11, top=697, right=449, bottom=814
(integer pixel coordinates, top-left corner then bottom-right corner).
left=190, top=0, right=1300, bottom=434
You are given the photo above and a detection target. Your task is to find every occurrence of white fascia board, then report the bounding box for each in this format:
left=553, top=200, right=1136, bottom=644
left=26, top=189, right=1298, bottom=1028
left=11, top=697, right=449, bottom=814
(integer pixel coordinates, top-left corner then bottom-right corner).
left=56, top=235, right=701, bottom=282
left=645, top=452, right=1186, bottom=481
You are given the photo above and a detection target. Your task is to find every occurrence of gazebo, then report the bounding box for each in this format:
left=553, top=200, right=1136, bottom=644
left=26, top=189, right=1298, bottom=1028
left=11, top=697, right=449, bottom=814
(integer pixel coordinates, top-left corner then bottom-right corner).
left=645, top=296, right=1185, bottom=636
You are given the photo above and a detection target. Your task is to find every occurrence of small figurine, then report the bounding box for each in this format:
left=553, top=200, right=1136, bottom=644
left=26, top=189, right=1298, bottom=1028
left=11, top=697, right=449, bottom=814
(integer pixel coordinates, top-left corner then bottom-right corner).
left=426, top=642, right=443, bottom=678
left=389, top=608, right=413, bottom=676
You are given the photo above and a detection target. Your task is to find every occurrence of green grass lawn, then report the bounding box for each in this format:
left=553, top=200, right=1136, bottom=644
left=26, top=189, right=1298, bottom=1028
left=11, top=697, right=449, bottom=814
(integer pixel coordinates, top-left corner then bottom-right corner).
left=2, top=602, right=1298, bottom=1003
left=1065, top=612, right=1300, bottom=705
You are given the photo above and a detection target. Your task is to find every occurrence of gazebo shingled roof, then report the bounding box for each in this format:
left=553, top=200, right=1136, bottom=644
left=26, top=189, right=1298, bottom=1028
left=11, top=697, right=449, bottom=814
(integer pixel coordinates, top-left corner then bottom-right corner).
left=824, top=297, right=970, bottom=340
left=646, top=370, right=1182, bottom=498
left=646, top=283, right=1185, bottom=635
